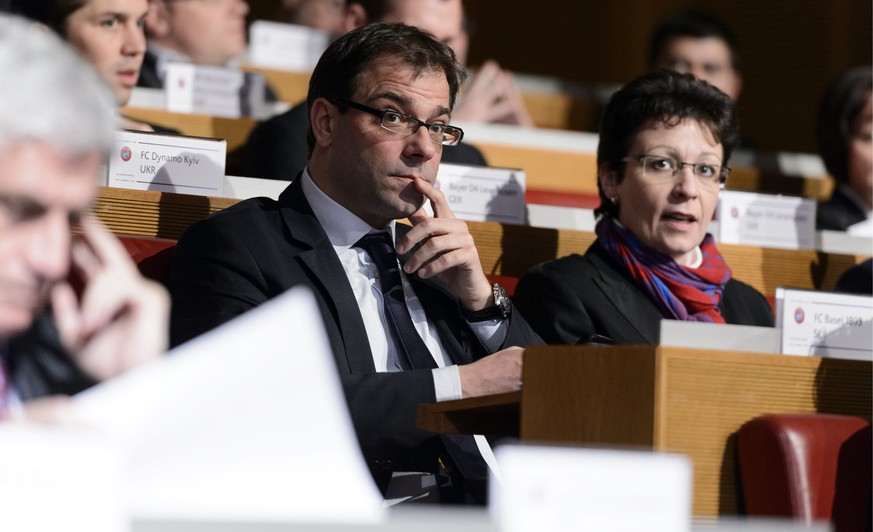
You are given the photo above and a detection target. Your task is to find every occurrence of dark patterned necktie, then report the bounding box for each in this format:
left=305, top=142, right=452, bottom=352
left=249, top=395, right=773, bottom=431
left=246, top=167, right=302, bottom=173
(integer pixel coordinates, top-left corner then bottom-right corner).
left=355, top=232, right=438, bottom=371
left=355, top=231, right=488, bottom=503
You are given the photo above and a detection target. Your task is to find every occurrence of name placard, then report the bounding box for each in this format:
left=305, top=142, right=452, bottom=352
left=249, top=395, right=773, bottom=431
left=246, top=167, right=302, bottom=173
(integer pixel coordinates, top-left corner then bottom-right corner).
left=435, top=163, right=526, bottom=224
left=717, top=190, right=816, bottom=250
left=659, top=320, right=780, bottom=354
left=108, top=130, right=226, bottom=196
left=165, top=63, right=265, bottom=118
left=492, top=445, right=692, bottom=532
left=775, top=287, right=873, bottom=360
left=248, top=21, right=330, bottom=71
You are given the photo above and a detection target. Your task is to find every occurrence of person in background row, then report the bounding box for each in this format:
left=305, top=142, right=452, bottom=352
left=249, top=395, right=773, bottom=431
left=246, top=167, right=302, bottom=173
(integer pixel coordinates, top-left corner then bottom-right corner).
left=279, top=0, right=346, bottom=38
left=138, top=0, right=248, bottom=87
left=834, top=258, right=873, bottom=295
left=815, top=66, right=873, bottom=236
left=345, top=0, right=533, bottom=126
left=170, top=23, right=541, bottom=504
left=0, top=14, right=168, bottom=420
left=514, top=70, right=773, bottom=345
left=12, top=0, right=164, bottom=132
left=649, top=10, right=742, bottom=103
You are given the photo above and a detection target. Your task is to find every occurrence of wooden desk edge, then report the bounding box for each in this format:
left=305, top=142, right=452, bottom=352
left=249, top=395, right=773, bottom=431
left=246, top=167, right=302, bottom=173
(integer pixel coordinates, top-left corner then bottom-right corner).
left=416, top=391, right=521, bottom=436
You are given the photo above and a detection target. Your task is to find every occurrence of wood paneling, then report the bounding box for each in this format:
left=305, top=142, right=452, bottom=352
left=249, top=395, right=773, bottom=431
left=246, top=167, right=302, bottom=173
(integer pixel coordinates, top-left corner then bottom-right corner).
left=418, top=345, right=872, bottom=516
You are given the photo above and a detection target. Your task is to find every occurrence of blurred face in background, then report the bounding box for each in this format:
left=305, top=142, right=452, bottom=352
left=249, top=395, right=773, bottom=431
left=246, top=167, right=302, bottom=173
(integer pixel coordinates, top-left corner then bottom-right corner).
left=65, top=0, right=149, bottom=105
left=848, top=95, right=873, bottom=208
left=381, top=0, right=465, bottom=61
left=147, top=0, right=249, bottom=66
left=287, top=0, right=346, bottom=38
left=654, top=36, right=742, bottom=101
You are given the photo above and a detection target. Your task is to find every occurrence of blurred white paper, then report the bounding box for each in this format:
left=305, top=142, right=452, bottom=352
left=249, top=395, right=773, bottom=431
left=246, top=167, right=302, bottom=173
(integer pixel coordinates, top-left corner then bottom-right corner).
left=0, top=424, right=126, bottom=532
left=73, top=286, right=384, bottom=523
left=659, top=320, right=780, bottom=354
left=491, top=445, right=692, bottom=532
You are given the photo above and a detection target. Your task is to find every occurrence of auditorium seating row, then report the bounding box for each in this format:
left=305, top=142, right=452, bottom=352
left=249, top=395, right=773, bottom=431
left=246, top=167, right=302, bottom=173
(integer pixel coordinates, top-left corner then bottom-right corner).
left=122, top=76, right=836, bottom=207
left=97, top=187, right=869, bottom=302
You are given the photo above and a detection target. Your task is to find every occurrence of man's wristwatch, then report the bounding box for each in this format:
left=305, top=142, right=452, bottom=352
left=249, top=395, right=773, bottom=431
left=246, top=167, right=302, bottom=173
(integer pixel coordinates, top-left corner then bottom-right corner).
left=462, top=283, right=512, bottom=322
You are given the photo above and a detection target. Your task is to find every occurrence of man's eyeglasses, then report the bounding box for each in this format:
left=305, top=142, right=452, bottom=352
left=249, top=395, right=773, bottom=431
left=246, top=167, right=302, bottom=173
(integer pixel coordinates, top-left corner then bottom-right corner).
left=329, top=98, right=464, bottom=146
left=621, top=154, right=730, bottom=190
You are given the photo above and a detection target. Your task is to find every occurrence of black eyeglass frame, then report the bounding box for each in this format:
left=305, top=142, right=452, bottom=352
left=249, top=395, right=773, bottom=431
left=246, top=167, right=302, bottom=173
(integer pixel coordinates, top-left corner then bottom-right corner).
left=620, top=154, right=731, bottom=188
left=328, top=97, right=464, bottom=146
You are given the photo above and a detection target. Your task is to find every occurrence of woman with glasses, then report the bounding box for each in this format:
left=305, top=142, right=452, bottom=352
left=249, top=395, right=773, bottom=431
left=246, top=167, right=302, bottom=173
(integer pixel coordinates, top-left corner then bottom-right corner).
left=514, top=70, right=773, bottom=345
left=13, top=0, right=163, bottom=132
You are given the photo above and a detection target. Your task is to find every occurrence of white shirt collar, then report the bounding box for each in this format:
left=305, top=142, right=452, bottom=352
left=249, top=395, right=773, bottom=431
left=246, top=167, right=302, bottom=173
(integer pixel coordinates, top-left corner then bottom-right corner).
left=300, top=167, right=396, bottom=249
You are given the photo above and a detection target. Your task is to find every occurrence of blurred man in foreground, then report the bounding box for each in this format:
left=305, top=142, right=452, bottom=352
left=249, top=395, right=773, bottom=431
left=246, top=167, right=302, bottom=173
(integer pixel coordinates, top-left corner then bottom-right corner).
left=0, top=14, right=168, bottom=419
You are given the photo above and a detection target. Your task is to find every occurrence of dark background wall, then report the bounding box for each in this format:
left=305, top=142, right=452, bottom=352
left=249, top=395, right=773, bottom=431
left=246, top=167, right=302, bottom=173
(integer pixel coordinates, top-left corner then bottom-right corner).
left=462, top=0, right=872, bottom=153
left=249, top=0, right=872, bottom=154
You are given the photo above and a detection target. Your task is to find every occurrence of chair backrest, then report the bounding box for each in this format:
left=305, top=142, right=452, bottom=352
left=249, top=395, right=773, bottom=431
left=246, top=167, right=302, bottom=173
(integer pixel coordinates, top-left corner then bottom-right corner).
left=738, top=413, right=872, bottom=530
left=118, top=234, right=177, bottom=285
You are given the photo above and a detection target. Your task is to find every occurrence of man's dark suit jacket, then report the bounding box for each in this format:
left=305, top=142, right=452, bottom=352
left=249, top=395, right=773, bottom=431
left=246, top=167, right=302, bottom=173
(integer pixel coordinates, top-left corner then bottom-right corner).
left=816, top=186, right=869, bottom=232
left=240, top=103, right=488, bottom=180
left=514, top=241, right=775, bottom=345
left=7, top=311, right=96, bottom=402
left=168, top=177, right=541, bottom=488
left=137, top=50, right=162, bottom=89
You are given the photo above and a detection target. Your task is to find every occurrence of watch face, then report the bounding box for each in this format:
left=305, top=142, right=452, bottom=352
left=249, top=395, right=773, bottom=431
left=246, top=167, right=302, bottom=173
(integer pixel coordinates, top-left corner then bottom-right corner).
left=493, top=284, right=511, bottom=314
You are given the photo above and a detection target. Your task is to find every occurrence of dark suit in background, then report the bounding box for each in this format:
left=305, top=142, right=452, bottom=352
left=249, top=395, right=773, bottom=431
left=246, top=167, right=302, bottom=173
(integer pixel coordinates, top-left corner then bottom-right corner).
left=136, top=49, right=162, bottom=89
left=514, top=241, right=775, bottom=345
left=835, top=258, right=873, bottom=295
left=7, top=311, right=97, bottom=401
left=240, top=103, right=488, bottom=180
left=168, top=177, right=541, bottom=489
left=816, top=186, right=869, bottom=232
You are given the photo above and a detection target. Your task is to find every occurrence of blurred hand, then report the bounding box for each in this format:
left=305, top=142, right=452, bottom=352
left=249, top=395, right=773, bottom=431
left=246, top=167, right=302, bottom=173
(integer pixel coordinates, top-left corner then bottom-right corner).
left=458, top=346, right=524, bottom=398
left=453, top=60, right=534, bottom=127
left=5, top=395, right=79, bottom=425
left=52, top=216, right=169, bottom=381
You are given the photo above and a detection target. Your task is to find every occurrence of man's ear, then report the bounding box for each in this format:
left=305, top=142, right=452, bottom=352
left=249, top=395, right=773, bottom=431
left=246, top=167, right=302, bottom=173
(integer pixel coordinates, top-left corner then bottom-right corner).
left=144, top=0, right=171, bottom=38
left=310, top=98, right=337, bottom=149
left=343, top=3, right=369, bottom=33
left=599, top=162, right=619, bottom=201
left=730, top=70, right=743, bottom=102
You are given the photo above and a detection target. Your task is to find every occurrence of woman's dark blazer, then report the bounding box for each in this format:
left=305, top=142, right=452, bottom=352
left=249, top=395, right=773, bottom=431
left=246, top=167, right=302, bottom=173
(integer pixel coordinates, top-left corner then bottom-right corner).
left=514, top=241, right=775, bottom=345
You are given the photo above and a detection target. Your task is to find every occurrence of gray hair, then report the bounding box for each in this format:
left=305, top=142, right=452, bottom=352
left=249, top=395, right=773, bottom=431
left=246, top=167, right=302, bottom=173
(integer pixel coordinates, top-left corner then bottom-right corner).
left=0, top=14, right=116, bottom=154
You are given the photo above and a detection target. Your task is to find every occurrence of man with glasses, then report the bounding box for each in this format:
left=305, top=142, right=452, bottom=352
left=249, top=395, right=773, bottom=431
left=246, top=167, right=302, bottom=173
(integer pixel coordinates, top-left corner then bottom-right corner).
left=240, top=0, right=497, bottom=181
left=169, top=23, right=541, bottom=505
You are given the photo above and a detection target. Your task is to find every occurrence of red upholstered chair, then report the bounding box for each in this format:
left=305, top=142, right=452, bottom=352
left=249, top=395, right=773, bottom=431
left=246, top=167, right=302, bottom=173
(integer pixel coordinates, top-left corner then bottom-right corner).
left=738, top=413, right=871, bottom=531
left=117, top=235, right=177, bottom=284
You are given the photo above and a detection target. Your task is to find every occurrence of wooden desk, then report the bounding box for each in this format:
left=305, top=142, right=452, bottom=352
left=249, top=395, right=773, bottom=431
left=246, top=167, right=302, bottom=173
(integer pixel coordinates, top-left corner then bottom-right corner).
left=241, top=65, right=310, bottom=104
left=470, top=139, right=834, bottom=202
left=417, top=345, right=872, bottom=516
left=91, top=187, right=868, bottom=294
left=463, top=220, right=869, bottom=294
left=119, top=108, right=257, bottom=153
left=94, top=186, right=237, bottom=240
